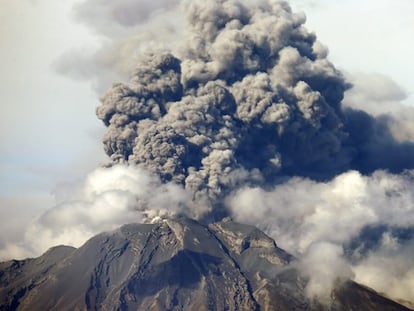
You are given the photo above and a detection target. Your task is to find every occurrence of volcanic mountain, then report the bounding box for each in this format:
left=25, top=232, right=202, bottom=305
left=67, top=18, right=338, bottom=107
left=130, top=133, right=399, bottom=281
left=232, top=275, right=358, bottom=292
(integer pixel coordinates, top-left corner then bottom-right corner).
left=0, top=217, right=411, bottom=311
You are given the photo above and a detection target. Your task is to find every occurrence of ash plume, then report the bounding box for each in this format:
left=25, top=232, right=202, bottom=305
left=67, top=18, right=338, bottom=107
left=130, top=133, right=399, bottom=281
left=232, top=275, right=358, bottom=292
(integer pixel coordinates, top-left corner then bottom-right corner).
left=97, top=0, right=353, bottom=205
left=90, top=0, right=414, bottom=304
left=3, top=0, right=414, bottom=306
left=97, top=0, right=414, bottom=208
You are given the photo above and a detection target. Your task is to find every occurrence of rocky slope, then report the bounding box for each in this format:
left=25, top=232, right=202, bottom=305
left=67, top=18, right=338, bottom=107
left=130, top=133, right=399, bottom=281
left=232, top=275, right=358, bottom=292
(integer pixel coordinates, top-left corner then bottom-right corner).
left=0, top=217, right=411, bottom=310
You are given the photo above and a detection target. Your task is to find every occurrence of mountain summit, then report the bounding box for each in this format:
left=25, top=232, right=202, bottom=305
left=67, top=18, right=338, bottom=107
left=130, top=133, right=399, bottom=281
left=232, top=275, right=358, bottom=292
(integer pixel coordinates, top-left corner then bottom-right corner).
left=0, top=218, right=411, bottom=310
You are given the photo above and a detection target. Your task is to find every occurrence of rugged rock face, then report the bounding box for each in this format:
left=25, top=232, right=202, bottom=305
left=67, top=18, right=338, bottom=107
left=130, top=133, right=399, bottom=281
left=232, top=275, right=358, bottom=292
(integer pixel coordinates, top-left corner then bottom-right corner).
left=0, top=218, right=411, bottom=311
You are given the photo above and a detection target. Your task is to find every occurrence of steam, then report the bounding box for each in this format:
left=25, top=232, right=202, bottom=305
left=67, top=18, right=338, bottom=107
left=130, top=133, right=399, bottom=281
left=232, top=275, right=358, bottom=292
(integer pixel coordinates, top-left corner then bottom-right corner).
left=298, top=242, right=354, bottom=303
left=3, top=0, right=414, bottom=307
left=0, top=165, right=200, bottom=260
left=227, top=169, right=414, bottom=303
left=353, top=236, right=414, bottom=307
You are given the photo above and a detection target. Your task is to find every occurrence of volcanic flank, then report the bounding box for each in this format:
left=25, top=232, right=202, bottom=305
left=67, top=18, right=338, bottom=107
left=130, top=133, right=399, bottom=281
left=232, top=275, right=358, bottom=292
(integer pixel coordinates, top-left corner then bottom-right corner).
left=0, top=218, right=411, bottom=310
left=2, top=0, right=414, bottom=308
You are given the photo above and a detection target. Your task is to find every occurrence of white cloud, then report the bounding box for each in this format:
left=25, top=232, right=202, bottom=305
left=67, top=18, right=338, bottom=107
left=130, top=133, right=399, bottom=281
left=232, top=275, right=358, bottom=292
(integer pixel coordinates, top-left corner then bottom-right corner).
left=0, top=165, right=205, bottom=260
left=227, top=169, right=414, bottom=304
left=353, top=234, right=414, bottom=307
left=299, top=242, right=354, bottom=303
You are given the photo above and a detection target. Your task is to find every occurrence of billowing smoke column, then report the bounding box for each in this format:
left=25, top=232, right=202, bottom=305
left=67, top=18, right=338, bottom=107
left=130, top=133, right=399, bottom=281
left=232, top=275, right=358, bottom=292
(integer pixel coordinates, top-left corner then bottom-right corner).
left=4, top=0, right=414, bottom=306
left=97, top=0, right=353, bottom=206
left=98, top=0, right=414, bottom=210
left=92, top=2, right=414, bottom=303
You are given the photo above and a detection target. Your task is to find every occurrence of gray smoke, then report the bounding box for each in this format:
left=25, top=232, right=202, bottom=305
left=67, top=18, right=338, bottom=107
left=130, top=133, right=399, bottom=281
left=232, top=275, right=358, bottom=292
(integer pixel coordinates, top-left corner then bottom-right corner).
left=97, top=0, right=355, bottom=207
left=92, top=2, right=414, bottom=303
left=6, top=0, right=414, bottom=306
left=97, top=0, right=414, bottom=208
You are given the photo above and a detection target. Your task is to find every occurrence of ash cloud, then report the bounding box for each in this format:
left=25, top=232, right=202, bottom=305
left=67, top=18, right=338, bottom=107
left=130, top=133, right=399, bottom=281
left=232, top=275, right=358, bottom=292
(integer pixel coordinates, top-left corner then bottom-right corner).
left=96, top=0, right=414, bottom=206
left=5, top=0, right=414, bottom=306
left=78, top=0, right=414, bottom=304
left=98, top=0, right=353, bottom=204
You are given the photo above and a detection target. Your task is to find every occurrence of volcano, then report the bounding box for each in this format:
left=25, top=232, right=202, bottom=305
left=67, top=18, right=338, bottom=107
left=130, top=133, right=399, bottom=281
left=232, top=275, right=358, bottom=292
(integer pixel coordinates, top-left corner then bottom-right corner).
left=0, top=217, right=410, bottom=310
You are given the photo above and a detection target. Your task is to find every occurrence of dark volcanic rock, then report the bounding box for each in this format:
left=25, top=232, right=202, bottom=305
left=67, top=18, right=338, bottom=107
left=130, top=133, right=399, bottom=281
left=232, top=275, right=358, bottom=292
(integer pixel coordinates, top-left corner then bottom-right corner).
left=0, top=218, right=411, bottom=311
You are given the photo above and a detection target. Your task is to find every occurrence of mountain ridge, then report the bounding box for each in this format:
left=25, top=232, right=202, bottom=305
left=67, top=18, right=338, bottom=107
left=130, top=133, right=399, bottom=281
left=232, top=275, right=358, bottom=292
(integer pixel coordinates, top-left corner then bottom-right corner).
left=0, top=217, right=411, bottom=310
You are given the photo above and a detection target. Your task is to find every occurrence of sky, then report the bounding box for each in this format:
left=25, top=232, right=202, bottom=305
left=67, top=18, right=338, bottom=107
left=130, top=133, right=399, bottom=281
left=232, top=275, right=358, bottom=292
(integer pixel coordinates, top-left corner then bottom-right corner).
left=292, top=0, right=414, bottom=105
left=0, top=0, right=106, bottom=244
left=1, top=0, right=414, bottom=305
